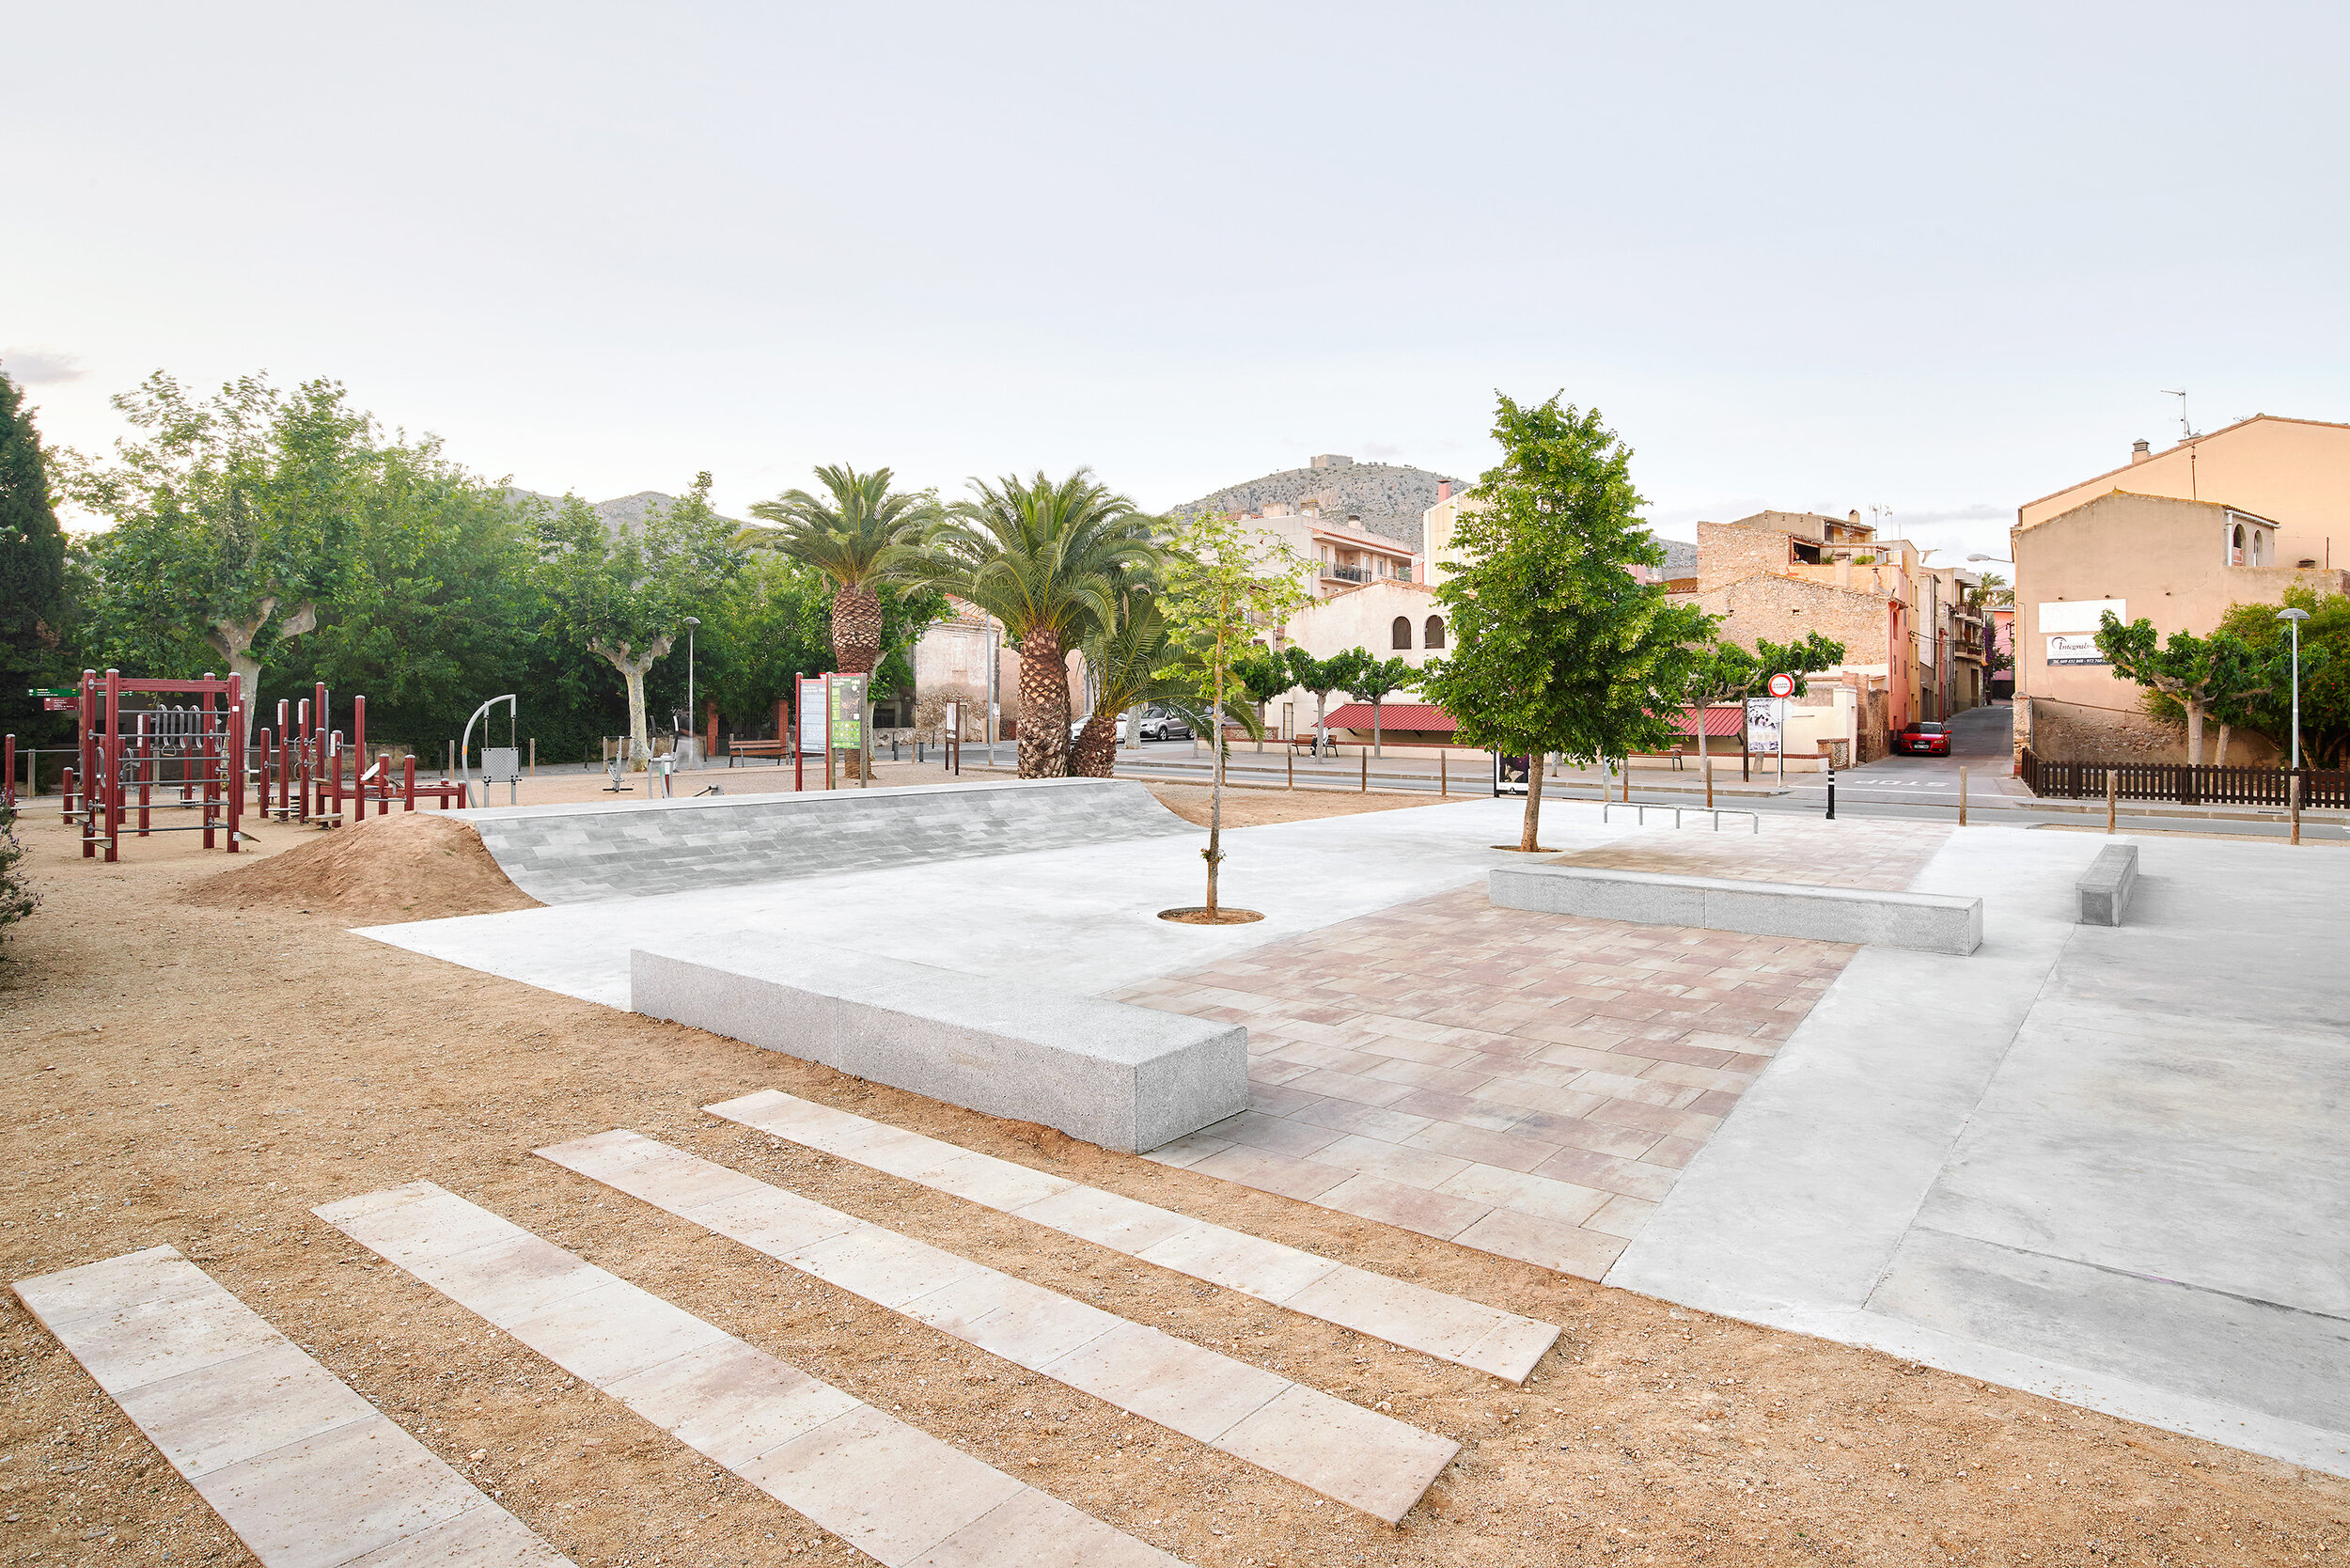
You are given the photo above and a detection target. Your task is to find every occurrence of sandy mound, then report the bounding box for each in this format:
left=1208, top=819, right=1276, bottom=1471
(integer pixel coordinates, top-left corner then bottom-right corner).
left=186, top=810, right=541, bottom=922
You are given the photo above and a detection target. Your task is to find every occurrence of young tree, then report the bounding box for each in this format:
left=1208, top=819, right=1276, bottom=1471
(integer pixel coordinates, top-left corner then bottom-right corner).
left=915, top=470, right=1161, bottom=778
left=1287, top=649, right=1354, bottom=753
left=64, top=372, right=369, bottom=738
left=1231, top=643, right=1294, bottom=753
left=1160, top=512, right=1314, bottom=917
left=0, top=800, right=36, bottom=953
left=0, top=369, right=70, bottom=749
left=533, top=473, right=742, bottom=766
left=1334, top=650, right=1417, bottom=758
left=2094, top=613, right=2280, bottom=766
left=1689, top=631, right=1846, bottom=771
left=1421, top=393, right=1715, bottom=852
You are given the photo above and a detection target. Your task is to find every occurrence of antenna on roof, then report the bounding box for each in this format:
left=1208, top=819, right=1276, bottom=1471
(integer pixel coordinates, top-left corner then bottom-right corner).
left=2160, top=389, right=2196, bottom=440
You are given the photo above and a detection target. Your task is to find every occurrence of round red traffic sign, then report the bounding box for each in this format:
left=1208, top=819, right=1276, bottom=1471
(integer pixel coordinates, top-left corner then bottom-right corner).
left=1766, top=672, right=1796, bottom=698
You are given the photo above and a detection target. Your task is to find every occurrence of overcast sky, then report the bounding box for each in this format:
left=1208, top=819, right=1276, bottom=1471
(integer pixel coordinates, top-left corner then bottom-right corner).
left=8, top=2, right=2346, bottom=562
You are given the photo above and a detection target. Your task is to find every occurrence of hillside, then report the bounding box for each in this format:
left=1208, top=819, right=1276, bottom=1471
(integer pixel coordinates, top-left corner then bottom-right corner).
left=1167, top=457, right=1463, bottom=550
left=504, top=488, right=750, bottom=534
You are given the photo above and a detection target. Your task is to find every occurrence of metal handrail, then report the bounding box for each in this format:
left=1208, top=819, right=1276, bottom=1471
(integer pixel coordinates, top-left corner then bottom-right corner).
left=1602, top=802, right=1759, bottom=833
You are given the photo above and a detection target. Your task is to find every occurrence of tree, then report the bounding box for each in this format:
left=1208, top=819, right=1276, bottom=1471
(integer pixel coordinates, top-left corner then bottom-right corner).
left=1160, top=512, right=1314, bottom=916
left=0, top=370, right=70, bottom=750
left=1689, top=631, right=1846, bottom=771
left=64, top=372, right=370, bottom=738
left=1287, top=649, right=1354, bottom=753
left=741, top=464, right=933, bottom=676
left=1231, top=643, right=1294, bottom=753
left=532, top=473, right=742, bottom=766
left=2209, top=587, right=2348, bottom=765
left=2094, top=613, right=2280, bottom=766
left=1330, top=649, right=1417, bottom=758
left=0, top=800, right=35, bottom=953
left=916, top=469, right=1161, bottom=778
left=1071, top=586, right=1176, bottom=777
left=1421, top=393, right=1715, bottom=852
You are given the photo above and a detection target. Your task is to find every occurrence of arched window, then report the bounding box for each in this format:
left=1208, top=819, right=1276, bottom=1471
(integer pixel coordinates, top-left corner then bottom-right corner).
left=2231, top=523, right=2247, bottom=566
left=1424, top=615, right=1447, bottom=650
left=1391, top=616, right=1412, bottom=650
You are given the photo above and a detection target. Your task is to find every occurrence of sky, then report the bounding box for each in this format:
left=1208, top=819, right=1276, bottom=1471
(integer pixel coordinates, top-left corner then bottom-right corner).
left=7, top=1, right=2347, bottom=565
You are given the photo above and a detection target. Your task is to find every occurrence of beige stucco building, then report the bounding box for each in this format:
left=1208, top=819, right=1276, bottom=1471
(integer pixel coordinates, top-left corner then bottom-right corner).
left=2012, top=416, right=2350, bottom=764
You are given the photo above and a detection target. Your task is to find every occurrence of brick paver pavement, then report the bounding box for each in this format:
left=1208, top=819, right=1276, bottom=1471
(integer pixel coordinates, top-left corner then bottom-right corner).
left=1111, top=885, right=1860, bottom=1280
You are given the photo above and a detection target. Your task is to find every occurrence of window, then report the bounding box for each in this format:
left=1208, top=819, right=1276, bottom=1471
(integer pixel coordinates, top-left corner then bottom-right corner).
left=1391, top=616, right=1412, bottom=650
left=1424, top=615, right=1447, bottom=650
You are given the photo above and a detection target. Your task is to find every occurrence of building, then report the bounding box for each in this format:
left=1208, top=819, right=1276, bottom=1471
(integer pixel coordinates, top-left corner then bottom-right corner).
left=2010, top=489, right=2348, bottom=762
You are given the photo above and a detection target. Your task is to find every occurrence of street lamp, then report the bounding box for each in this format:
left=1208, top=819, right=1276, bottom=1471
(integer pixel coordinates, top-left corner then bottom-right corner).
left=2278, top=607, right=2310, bottom=769
left=682, top=617, right=700, bottom=763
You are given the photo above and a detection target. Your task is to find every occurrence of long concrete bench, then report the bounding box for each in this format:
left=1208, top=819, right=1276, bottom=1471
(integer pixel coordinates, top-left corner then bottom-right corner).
left=460, top=777, right=1197, bottom=904
left=1489, top=864, right=1982, bottom=954
left=2076, top=842, right=2138, bottom=926
left=631, top=942, right=1246, bottom=1152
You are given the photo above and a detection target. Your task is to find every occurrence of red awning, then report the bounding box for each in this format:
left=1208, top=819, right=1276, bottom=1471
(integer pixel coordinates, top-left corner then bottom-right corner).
left=1670, top=706, right=1747, bottom=736
left=1324, top=702, right=1456, bottom=732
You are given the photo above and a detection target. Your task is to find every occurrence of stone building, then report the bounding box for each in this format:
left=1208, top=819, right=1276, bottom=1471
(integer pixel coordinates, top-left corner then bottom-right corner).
left=2013, top=416, right=2350, bottom=765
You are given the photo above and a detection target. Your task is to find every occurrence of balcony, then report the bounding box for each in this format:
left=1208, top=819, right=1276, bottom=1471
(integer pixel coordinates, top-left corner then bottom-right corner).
left=1325, top=565, right=1370, bottom=584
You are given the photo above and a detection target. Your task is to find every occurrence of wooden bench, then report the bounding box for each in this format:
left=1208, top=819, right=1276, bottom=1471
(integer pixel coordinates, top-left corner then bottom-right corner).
left=726, top=740, right=791, bottom=766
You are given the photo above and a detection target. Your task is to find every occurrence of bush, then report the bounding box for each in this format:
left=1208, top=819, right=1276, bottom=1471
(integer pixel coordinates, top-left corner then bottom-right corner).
left=0, top=802, right=38, bottom=952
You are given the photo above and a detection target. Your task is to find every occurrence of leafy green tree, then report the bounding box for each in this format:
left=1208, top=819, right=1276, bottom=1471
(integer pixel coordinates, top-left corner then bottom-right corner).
left=1160, top=513, right=1314, bottom=915
left=915, top=469, right=1161, bottom=777
left=1329, top=649, right=1417, bottom=758
left=1231, top=643, right=1294, bottom=754
left=2207, top=588, right=2348, bottom=765
left=532, top=473, right=742, bottom=765
left=64, top=372, right=371, bottom=737
left=0, top=370, right=70, bottom=751
left=1688, top=631, right=1846, bottom=762
left=1421, top=393, right=1715, bottom=851
left=1286, top=649, right=1355, bottom=753
left=2094, top=613, right=2280, bottom=765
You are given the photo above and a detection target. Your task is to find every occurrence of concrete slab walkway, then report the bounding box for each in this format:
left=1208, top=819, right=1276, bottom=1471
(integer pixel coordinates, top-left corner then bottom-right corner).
left=14, top=1247, right=573, bottom=1568
left=317, top=1183, right=1182, bottom=1568
left=538, top=1129, right=1459, bottom=1522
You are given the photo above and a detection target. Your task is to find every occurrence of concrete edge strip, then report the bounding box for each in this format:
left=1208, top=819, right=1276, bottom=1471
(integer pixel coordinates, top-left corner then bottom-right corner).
left=313, top=1183, right=1182, bottom=1568
left=12, top=1245, right=574, bottom=1568
left=704, top=1089, right=1560, bottom=1384
left=536, top=1130, right=1457, bottom=1524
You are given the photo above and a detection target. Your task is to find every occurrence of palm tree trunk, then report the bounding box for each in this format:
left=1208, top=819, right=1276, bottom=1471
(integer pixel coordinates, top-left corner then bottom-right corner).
left=1070, top=713, right=1119, bottom=776
left=1016, top=628, right=1070, bottom=777
left=1519, top=751, right=1545, bottom=852
left=831, top=582, right=883, bottom=675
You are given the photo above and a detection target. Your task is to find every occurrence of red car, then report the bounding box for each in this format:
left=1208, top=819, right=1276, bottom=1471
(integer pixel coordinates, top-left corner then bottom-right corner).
left=1897, top=721, right=1950, bottom=756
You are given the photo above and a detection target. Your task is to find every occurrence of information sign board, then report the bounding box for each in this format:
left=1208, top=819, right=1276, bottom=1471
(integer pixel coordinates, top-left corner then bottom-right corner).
left=1745, top=697, right=1784, bottom=756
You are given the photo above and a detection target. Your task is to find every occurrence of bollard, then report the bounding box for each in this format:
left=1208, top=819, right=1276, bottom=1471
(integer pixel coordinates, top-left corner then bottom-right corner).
left=1825, top=758, right=1836, bottom=820
left=1958, top=765, right=1967, bottom=826
left=1360, top=750, right=1368, bottom=793
left=528, top=737, right=537, bottom=777
left=1287, top=745, right=1293, bottom=791
left=2106, top=768, right=2116, bottom=834
left=2291, top=771, right=2302, bottom=845
left=1440, top=751, right=1448, bottom=796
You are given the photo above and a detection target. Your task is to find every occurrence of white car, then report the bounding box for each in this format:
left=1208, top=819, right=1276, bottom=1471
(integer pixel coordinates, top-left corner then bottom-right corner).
left=1069, top=715, right=1130, bottom=743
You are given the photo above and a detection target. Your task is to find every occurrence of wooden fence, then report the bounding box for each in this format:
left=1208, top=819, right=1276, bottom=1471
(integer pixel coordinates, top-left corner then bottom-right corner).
left=2020, top=748, right=2350, bottom=808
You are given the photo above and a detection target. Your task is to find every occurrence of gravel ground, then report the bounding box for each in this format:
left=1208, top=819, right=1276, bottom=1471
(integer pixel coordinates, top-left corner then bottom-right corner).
left=1, top=808, right=2344, bottom=1567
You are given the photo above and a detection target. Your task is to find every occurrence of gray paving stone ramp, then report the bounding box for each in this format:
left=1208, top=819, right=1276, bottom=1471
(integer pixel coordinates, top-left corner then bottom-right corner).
left=12, top=1246, right=573, bottom=1568
left=539, top=1129, right=1458, bottom=1523
left=461, top=778, right=1198, bottom=904
left=314, top=1183, right=1182, bottom=1568
left=706, top=1090, right=1560, bottom=1384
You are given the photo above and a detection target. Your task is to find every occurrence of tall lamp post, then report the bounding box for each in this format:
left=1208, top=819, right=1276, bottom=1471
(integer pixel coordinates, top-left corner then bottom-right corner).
left=682, top=616, right=700, bottom=767
left=2279, top=606, right=2309, bottom=843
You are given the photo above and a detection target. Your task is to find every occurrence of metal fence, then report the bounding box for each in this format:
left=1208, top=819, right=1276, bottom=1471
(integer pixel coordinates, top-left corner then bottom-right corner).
left=2020, top=748, right=2350, bottom=808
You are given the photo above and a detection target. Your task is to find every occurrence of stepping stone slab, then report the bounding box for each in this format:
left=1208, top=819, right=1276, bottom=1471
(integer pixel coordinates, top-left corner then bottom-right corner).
left=705, top=1090, right=1560, bottom=1383
left=540, top=1130, right=1460, bottom=1523
left=314, top=1183, right=1179, bottom=1568
left=12, top=1246, right=573, bottom=1568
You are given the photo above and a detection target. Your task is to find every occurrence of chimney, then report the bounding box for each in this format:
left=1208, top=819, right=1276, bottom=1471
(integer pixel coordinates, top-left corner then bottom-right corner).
left=1437, top=481, right=1450, bottom=503
left=2131, top=439, right=2152, bottom=464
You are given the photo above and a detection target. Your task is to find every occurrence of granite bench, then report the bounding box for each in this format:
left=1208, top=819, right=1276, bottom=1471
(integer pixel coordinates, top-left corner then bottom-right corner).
left=631, top=942, right=1246, bottom=1152
left=1489, top=864, right=1982, bottom=955
left=2076, top=842, right=2139, bottom=927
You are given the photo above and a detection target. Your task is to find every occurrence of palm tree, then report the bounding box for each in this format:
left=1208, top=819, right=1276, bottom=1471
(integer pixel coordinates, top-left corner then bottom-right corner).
left=739, top=464, right=932, bottom=676
left=914, top=470, right=1162, bottom=777
left=1071, top=587, right=1175, bottom=777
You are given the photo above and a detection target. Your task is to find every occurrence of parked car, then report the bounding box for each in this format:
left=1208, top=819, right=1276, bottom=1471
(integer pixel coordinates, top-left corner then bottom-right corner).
left=1896, top=720, right=1950, bottom=756
left=1067, top=715, right=1130, bottom=743
left=1138, top=710, right=1192, bottom=741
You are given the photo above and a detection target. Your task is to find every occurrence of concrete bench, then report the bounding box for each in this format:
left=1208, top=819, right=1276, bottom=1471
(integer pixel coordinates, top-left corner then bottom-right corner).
left=631, top=942, right=1246, bottom=1153
left=1489, top=864, right=1982, bottom=955
left=2076, top=842, right=2138, bottom=927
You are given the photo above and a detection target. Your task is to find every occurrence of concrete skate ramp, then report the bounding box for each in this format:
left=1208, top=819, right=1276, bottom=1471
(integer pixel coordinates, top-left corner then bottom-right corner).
left=458, top=777, right=1197, bottom=905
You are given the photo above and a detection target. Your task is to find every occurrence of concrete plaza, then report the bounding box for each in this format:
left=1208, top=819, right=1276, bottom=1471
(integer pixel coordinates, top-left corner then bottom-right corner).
left=361, top=786, right=2350, bottom=1479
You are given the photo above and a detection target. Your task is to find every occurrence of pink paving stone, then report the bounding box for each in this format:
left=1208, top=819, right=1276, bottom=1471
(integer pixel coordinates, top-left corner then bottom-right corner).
left=1640, top=1136, right=1706, bottom=1170
left=1286, top=1099, right=1439, bottom=1144
left=1403, top=1121, right=1565, bottom=1175
left=1505, top=1111, right=1663, bottom=1160
left=1315, top=1174, right=1492, bottom=1242
left=1187, top=1146, right=1355, bottom=1202
left=1447, top=1210, right=1627, bottom=1281
left=1200, top=1112, right=1347, bottom=1161
left=1528, top=1146, right=1680, bottom=1202
left=1361, top=1061, right=1496, bottom=1097
left=1384, top=1089, right=1527, bottom=1135
left=1283, top=1067, right=1419, bottom=1109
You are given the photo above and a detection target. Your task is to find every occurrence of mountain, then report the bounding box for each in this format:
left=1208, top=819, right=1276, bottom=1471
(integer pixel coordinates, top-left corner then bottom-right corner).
left=504, top=489, right=748, bottom=534
left=1166, top=457, right=1464, bottom=550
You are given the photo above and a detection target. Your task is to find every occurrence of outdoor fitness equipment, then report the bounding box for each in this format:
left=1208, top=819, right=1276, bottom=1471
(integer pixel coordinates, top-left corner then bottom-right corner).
left=62, top=668, right=245, bottom=862
left=459, top=695, right=521, bottom=808
left=257, top=683, right=465, bottom=826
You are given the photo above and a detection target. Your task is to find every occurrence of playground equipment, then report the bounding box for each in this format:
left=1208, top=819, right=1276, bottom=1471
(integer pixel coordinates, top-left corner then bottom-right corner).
left=256, top=682, right=466, bottom=827
left=60, top=668, right=246, bottom=862
left=459, top=695, right=521, bottom=808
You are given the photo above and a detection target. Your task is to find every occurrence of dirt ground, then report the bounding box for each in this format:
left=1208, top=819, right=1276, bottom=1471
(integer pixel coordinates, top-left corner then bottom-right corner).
left=2, top=800, right=2345, bottom=1568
